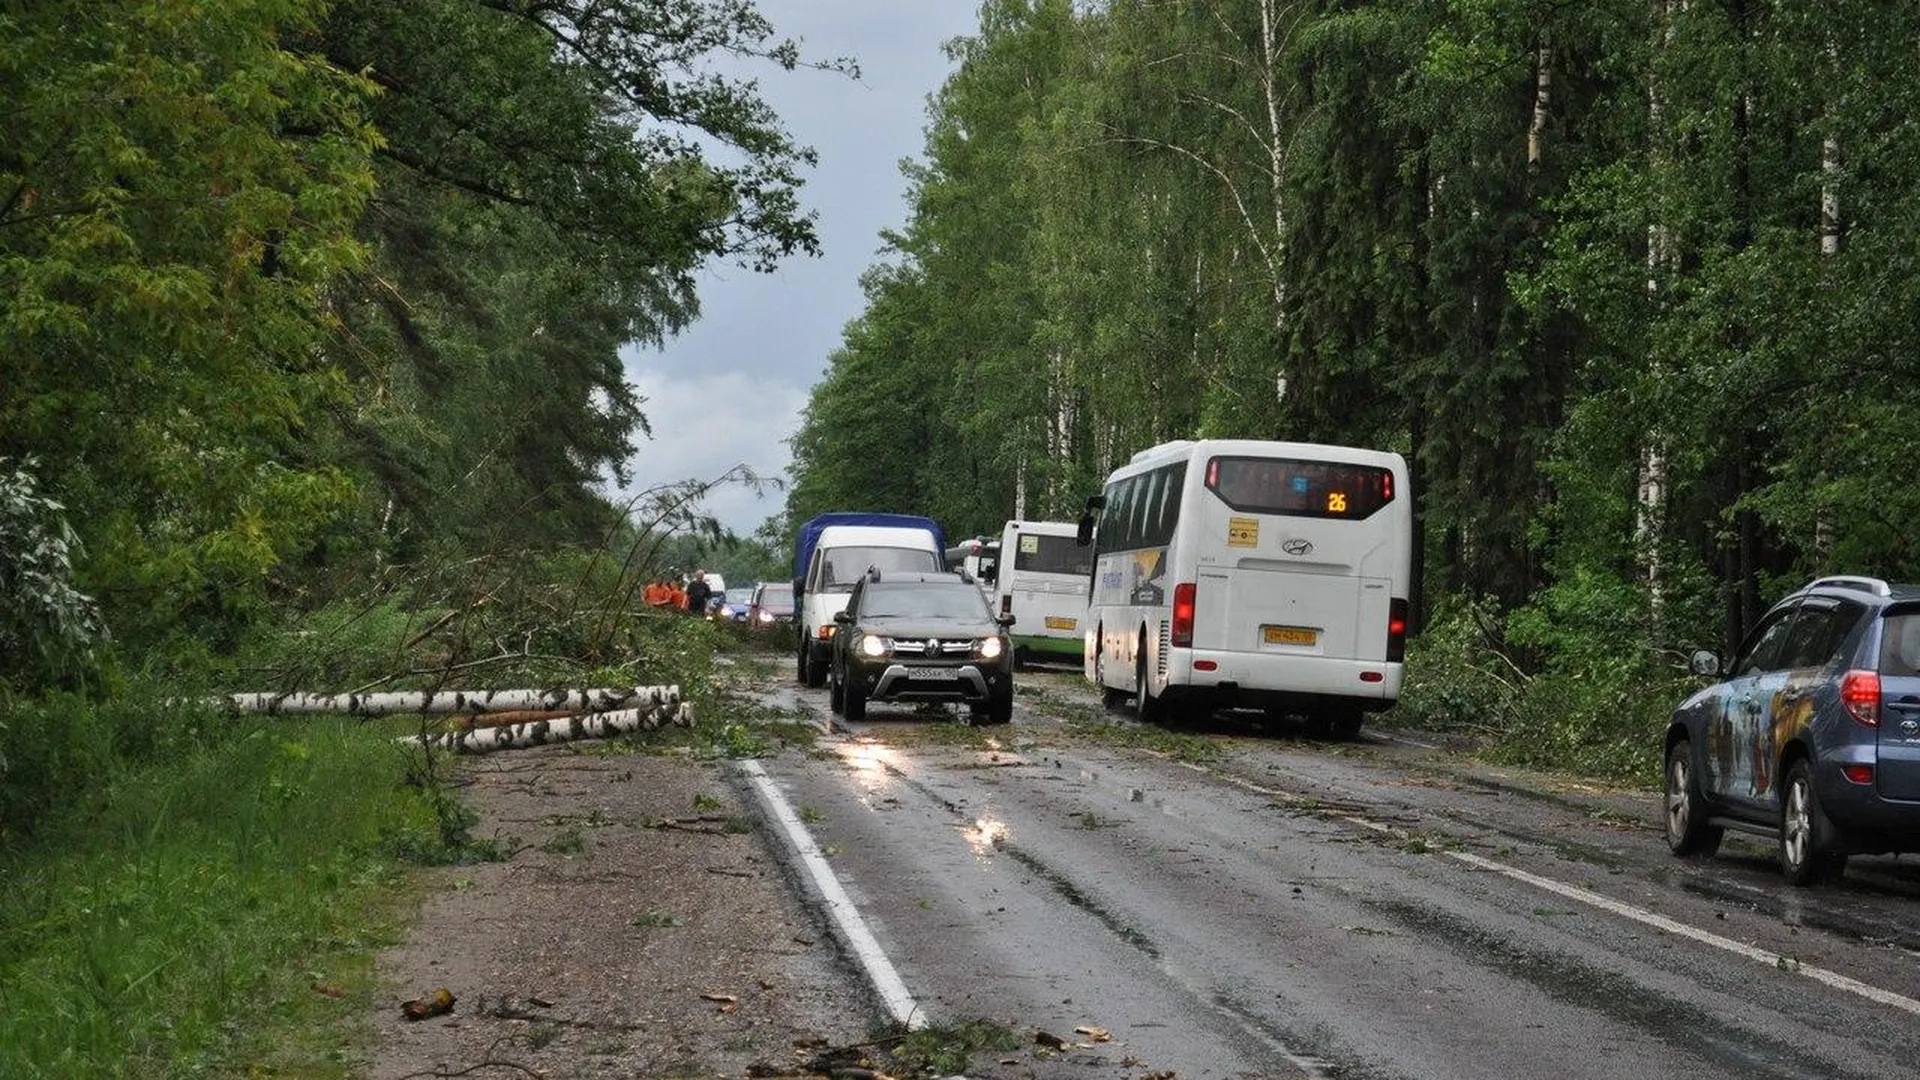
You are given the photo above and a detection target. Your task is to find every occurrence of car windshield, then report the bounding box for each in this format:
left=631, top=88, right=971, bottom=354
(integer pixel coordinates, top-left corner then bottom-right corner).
left=757, top=584, right=794, bottom=613
left=726, top=587, right=754, bottom=604
left=861, top=585, right=990, bottom=620
left=816, top=546, right=941, bottom=592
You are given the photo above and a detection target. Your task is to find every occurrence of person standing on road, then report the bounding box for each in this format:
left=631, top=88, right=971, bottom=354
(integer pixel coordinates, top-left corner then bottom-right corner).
left=684, top=570, right=712, bottom=616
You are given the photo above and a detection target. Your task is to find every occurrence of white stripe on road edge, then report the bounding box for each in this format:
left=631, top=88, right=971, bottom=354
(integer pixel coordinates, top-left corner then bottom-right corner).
left=1196, top=766, right=1920, bottom=1018
left=738, top=759, right=927, bottom=1030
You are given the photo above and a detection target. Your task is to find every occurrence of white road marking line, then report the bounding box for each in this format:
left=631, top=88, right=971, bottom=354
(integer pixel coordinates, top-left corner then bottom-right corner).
left=1198, top=764, right=1920, bottom=1017
left=738, top=759, right=927, bottom=1030
left=1337, top=815, right=1920, bottom=1018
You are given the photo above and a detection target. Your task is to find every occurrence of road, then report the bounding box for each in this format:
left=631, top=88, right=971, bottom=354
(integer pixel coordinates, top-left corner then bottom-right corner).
left=736, top=659, right=1920, bottom=1080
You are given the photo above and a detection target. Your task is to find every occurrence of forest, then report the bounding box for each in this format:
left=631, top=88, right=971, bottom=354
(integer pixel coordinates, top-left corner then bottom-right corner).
left=7, top=2, right=1920, bottom=1072
left=785, top=0, right=1920, bottom=774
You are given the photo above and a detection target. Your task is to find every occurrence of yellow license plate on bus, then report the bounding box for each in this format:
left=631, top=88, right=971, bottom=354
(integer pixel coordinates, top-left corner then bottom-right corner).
left=1263, top=625, right=1318, bottom=646
left=1044, top=616, right=1078, bottom=631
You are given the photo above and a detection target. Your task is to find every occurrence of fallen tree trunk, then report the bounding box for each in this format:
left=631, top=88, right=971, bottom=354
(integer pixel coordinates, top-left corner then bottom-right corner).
left=400, top=700, right=694, bottom=754
left=219, top=686, right=680, bottom=717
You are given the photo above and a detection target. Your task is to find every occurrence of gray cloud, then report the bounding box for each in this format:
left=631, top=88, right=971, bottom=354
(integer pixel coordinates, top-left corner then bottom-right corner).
left=615, top=2, right=980, bottom=536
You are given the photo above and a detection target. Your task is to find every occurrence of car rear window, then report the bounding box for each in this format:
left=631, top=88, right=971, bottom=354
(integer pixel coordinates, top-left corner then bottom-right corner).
left=1879, top=610, right=1920, bottom=676
left=1204, top=456, right=1395, bottom=520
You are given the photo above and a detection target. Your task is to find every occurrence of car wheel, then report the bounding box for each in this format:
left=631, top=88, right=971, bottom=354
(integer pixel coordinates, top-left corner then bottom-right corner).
left=796, top=642, right=807, bottom=685
left=843, top=673, right=867, bottom=724
left=1664, top=737, right=1723, bottom=856
left=1301, top=712, right=1333, bottom=739
left=828, top=660, right=845, bottom=714
left=1780, top=759, right=1847, bottom=885
left=1133, top=645, right=1163, bottom=724
left=803, top=650, right=827, bottom=689
left=1328, top=709, right=1364, bottom=741
left=978, top=688, right=1013, bottom=726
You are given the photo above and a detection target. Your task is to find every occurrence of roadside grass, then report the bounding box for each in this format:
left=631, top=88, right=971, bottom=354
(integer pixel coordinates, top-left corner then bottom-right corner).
left=0, top=693, right=470, bottom=1080
left=1061, top=713, right=1224, bottom=765
left=877, top=1018, right=1025, bottom=1074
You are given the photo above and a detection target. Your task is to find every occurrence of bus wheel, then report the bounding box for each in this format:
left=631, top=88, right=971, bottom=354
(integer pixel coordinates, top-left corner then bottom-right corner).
left=1329, top=709, right=1364, bottom=741
left=1133, top=650, right=1163, bottom=724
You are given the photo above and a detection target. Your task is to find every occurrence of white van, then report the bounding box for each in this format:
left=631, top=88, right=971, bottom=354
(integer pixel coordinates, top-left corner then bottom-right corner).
left=797, top=523, right=943, bottom=686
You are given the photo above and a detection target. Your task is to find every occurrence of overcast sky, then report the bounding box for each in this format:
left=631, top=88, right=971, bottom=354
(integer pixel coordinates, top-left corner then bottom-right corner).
left=614, top=2, right=983, bottom=537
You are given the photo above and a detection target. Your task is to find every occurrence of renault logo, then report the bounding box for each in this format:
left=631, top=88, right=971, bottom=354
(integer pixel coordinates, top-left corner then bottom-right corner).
left=924, top=638, right=942, bottom=657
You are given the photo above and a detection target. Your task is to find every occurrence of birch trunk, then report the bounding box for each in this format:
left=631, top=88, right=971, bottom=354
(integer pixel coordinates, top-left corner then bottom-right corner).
left=1528, top=36, right=1553, bottom=168
left=401, top=701, right=693, bottom=754
left=219, top=685, right=681, bottom=716
left=1639, top=0, right=1677, bottom=622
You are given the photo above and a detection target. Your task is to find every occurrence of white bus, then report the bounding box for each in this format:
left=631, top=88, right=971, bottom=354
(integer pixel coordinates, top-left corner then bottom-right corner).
left=986, top=520, right=1092, bottom=666
left=1079, top=439, right=1411, bottom=738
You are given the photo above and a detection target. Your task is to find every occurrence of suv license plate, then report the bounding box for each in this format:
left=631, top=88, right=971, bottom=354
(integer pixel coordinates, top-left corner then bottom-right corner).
left=904, top=666, right=957, bottom=679
left=1263, top=625, right=1318, bottom=646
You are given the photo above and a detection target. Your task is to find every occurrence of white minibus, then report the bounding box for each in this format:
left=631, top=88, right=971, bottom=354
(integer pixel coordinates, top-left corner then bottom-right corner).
left=987, top=520, right=1092, bottom=666
left=1079, top=439, right=1411, bottom=738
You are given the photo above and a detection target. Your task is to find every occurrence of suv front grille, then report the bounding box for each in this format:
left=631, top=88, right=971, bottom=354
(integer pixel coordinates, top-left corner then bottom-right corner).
left=891, top=638, right=977, bottom=657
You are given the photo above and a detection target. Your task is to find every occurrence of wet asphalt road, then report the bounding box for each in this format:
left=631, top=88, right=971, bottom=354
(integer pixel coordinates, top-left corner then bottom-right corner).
left=739, top=661, right=1920, bottom=1080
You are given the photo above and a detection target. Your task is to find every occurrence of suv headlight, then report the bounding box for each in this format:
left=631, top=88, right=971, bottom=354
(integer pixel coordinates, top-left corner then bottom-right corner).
left=977, top=635, right=1004, bottom=660
left=859, top=634, right=891, bottom=659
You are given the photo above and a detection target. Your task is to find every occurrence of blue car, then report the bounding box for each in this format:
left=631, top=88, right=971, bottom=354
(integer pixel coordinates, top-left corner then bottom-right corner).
left=1664, top=575, right=1920, bottom=884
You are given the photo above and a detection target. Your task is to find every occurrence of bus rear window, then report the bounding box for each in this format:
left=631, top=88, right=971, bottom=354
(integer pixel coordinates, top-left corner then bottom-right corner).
left=1012, top=532, right=1093, bottom=576
left=1204, top=457, right=1395, bottom=519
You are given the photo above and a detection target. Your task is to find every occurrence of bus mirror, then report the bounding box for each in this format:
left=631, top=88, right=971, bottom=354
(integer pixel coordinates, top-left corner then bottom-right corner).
left=1083, top=494, right=1106, bottom=513
left=1076, top=515, right=1095, bottom=546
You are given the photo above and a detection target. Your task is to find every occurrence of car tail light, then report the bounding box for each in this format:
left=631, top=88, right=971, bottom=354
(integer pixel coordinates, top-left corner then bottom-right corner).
left=1360, top=671, right=1384, bottom=683
left=1842, top=763, right=1875, bottom=784
left=1387, top=598, right=1408, bottom=662
left=1171, top=582, right=1196, bottom=648
left=1841, top=669, right=1880, bottom=727
left=1194, top=659, right=1217, bottom=671
left=817, top=624, right=836, bottom=640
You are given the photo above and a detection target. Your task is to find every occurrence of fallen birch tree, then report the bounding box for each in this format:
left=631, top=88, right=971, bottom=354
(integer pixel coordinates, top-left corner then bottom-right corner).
left=217, top=686, right=680, bottom=716
left=399, top=700, right=694, bottom=754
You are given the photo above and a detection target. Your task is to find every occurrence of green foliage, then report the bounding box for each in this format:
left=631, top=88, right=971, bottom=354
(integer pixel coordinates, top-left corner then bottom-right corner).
left=0, top=695, right=436, bottom=1078
left=0, top=459, right=105, bottom=692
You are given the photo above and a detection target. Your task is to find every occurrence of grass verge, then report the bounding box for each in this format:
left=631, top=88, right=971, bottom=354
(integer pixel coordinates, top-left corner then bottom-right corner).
left=0, top=692, right=486, bottom=1080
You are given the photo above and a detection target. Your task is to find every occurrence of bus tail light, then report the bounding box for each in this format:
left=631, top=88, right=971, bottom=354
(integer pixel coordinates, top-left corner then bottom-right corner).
left=1386, top=598, right=1408, bottom=662
left=1000, top=594, right=1012, bottom=616
left=1171, top=583, right=1196, bottom=648
left=1841, top=669, right=1880, bottom=727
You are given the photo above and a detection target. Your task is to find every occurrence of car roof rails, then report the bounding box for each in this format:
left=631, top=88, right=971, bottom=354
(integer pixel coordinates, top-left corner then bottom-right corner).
left=1808, top=574, right=1892, bottom=597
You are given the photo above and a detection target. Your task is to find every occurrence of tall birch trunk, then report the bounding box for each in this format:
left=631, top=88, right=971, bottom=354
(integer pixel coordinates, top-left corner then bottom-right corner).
left=1528, top=36, right=1553, bottom=168
left=1814, top=121, right=1842, bottom=564
left=1639, top=0, right=1677, bottom=625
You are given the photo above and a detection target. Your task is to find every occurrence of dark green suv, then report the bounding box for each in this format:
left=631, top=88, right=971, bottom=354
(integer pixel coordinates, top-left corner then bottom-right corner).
left=828, top=570, right=1016, bottom=724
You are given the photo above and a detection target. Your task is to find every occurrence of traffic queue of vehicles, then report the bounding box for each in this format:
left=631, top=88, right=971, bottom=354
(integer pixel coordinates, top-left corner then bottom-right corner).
left=774, top=437, right=1920, bottom=887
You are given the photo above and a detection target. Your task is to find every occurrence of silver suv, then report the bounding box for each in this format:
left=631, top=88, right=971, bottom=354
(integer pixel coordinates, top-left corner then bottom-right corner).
left=1664, top=575, right=1920, bottom=883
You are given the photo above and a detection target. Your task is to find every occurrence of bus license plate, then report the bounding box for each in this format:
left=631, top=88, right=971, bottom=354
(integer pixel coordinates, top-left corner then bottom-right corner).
left=1044, top=616, right=1078, bottom=631
left=1263, top=625, right=1317, bottom=646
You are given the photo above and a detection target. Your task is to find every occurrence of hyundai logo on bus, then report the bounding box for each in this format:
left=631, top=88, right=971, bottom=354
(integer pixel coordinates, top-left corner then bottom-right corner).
left=1281, top=537, right=1314, bottom=556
